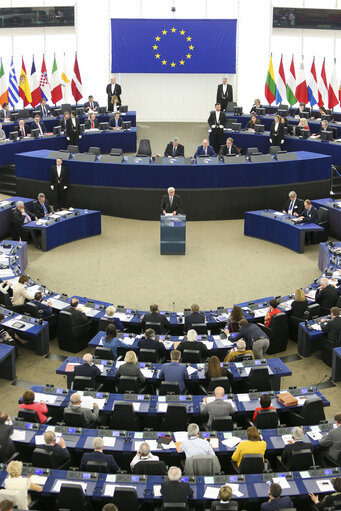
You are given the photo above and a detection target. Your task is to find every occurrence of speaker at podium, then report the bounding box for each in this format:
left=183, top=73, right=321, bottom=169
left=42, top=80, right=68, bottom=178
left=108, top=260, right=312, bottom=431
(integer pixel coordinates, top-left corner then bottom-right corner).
left=160, top=215, right=186, bottom=255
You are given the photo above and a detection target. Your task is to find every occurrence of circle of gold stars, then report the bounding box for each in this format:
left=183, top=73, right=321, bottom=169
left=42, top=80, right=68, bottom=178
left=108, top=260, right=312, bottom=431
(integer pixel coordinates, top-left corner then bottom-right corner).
left=152, top=27, right=194, bottom=68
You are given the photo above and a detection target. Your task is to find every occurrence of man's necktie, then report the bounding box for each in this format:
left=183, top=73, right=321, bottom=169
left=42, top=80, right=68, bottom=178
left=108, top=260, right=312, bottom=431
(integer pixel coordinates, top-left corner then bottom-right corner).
left=229, top=146, right=231, bottom=154
left=172, top=146, right=176, bottom=156
left=91, top=120, right=94, bottom=129
left=42, top=202, right=48, bottom=214
left=38, top=124, right=42, bottom=136
left=170, top=196, right=173, bottom=206
left=289, top=201, right=294, bottom=215
left=24, top=212, right=31, bottom=223
left=91, top=103, right=93, bottom=109
left=43, top=107, right=46, bottom=116
left=205, top=148, right=207, bottom=155
left=21, top=128, right=24, bottom=137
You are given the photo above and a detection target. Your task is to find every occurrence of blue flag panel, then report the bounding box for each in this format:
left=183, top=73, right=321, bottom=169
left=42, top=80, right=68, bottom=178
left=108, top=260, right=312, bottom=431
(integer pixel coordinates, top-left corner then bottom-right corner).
left=111, top=18, right=237, bottom=73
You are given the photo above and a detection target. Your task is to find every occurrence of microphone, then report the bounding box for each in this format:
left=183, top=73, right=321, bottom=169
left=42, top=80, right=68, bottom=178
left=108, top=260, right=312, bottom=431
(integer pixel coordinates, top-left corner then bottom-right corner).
left=172, top=301, right=175, bottom=313
left=316, top=374, right=329, bottom=390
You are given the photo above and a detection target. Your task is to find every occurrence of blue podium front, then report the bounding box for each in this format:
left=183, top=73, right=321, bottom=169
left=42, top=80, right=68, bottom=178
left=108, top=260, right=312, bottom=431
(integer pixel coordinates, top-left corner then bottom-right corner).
left=160, top=214, right=186, bottom=255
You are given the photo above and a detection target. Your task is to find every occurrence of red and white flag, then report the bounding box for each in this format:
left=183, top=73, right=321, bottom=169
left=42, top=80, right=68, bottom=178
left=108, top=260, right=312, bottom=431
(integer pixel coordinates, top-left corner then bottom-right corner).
left=318, top=58, right=328, bottom=107
left=40, top=55, right=51, bottom=101
left=328, top=59, right=339, bottom=110
left=295, top=59, right=309, bottom=104
left=71, top=54, right=83, bottom=103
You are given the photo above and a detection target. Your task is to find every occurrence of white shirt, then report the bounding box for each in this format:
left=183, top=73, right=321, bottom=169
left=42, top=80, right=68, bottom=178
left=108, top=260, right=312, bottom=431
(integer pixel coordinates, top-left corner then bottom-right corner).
left=72, top=118, right=76, bottom=127
left=216, top=111, right=220, bottom=123
left=111, top=83, right=115, bottom=94
left=56, top=165, right=62, bottom=178
left=5, top=476, right=31, bottom=510
left=223, top=84, right=227, bottom=94
left=130, top=452, right=159, bottom=469
left=274, top=122, right=279, bottom=133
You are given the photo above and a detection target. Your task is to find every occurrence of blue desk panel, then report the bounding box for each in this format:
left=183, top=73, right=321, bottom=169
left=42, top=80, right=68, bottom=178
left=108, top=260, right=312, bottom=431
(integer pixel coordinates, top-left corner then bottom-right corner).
left=312, top=198, right=341, bottom=240
left=0, top=344, right=16, bottom=380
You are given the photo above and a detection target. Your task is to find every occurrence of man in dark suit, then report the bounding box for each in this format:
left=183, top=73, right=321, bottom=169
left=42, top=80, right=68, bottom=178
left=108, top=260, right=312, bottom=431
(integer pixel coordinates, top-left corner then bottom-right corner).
left=65, top=392, right=99, bottom=426
left=66, top=298, right=91, bottom=328
left=29, top=291, right=52, bottom=317
left=296, top=199, right=319, bottom=224
left=0, top=102, right=10, bottom=121
left=282, top=191, right=304, bottom=217
left=280, top=426, right=313, bottom=467
left=36, top=98, right=52, bottom=117
left=83, top=95, right=99, bottom=112
left=161, top=466, right=194, bottom=504
left=30, top=114, right=46, bottom=135
left=141, top=304, right=170, bottom=334
left=138, top=328, right=167, bottom=357
left=80, top=437, right=119, bottom=472
left=50, top=157, right=68, bottom=210
left=85, top=113, right=99, bottom=129
left=261, top=482, right=293, bottom=510
left=66, top=110, right=81, bottom=145
left=106, top=75, right=122, bottom=111
left=60, top=111, right=69, bottom=132
left=159, top=350, right=188, bottom=393
left=219, top=137, right=239, bottom=158
left=73, top=353, right=100, bottom=387
left=315, top=279, right=338, bottom=310
left=208, top=103, right=226, bottom=153
left=17, top=119, right=30, bottom=138
left=184, top=304, right=206, bottom=332
left=0, top=411, right=15, bottom=462
left=194, top=139, right=216, bottom=158
left=216, top=77, right=233, bottom=111
left=11, top=201, right=40, bottom=247
left=321, top=307, right=341, bottom=344
left=32, top=193, right=51, bottom=218
left=164, top=137, right=184, bottom=157
left=109, top=112, right=123, bottom=129
left=177, top=328, right=208, bottom=360
left=41, top=430, right=71, bottom=467
left=160, top=187, right=184, bottom=215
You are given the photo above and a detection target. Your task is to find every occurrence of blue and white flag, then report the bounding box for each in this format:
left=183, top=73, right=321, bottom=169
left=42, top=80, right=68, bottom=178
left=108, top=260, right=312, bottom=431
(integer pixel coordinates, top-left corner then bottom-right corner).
left=8, top=57, right=19, bottom=108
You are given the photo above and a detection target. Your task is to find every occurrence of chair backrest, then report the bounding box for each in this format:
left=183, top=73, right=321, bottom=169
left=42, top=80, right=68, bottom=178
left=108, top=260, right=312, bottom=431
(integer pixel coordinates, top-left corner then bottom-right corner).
left=109, top=402, right=136, bottom=430
left=248, top=366, right=271, bottom=391
left=25, top=301, right=43, bottom=318
left=318, top=206, right=329, bottom=224
left=63, top=408, right=88, bottom=427
left=301, top=397, right=325, bottom=424
left=139, top=348, right=158, bottom=363
left=113, top=487, right=139, bottom=509
left=117, top=376, right=139, bottom=394
left=234, top=353, right=253, bottom=362
left=136, top=139, right=152, bottom=156
left=185, top=454, right=221, bottom=475
left=57, top=483, right=86, bottom=511
left=57, top=310, right=91, bottom=353
left=211, top=416, right=234, bottom=431
left=211, top=502, right=239, bottom=511
left=94, top=346, right=114, bottom=360
left=72, top=376, right=93, bottom=391
left=266, top=312, right=289, bottom=354
left=164, top=403, right=187, bottom=430
left=238, top=453, right=264, bottom=473
left=207, top=377, right=231, bottom=394
left=132, top=460, right=167, bottom=475
left=191, top=323, right=208, bottom=335
left=182, top=349, right=201, bottom=363
left=269, top=145, right=281, bottom=154
left=32, top=447, right=57, bottom=468
left=164, top=504, right=187, bottom=511
left=67, top=144, right=80, bottom=153
left=110, top=147, right=123, bottom=155
left=61, top=103, right=72, bottom=113
left=307, top=303, right=320, bottom=319
left=0, top=288, right=12, bottom=308
left=286, top=449, right=315, bottom=471
left=83, top=460, right=110, bottom=473
left=18, top=408, right=40, bottom=422
left=145, top=321, right=163, bottom=334
left=254, top=409, right=279, bottom=428
left=246, top=147, right=259, bottom=155
left=88, top=146, right=100, bottom=155
left=159, top=381, right=180, bottom=395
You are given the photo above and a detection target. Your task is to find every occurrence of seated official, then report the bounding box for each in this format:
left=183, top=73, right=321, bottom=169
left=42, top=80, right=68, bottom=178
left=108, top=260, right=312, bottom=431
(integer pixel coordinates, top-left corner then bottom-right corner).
left=296, top=116, right=310, bottom=135
left=250, top=98, right=262, bottom=114
left=5, top=461, right=42, bottom=510
left=66, top=297, right=92, bottom=328
left=141, top=303, right=170, bottom=333
left=320, top=412, right=341, bottom=464
left=288, top=288, right=308, bottom=318
left=282, top=190, right=304, bottom=216
left=311, top=106, right=330, bottom=120
left=138, top=328, right=167, bottom=356
left=66, top=392, right=99, bottom=426
left=0, top=411, right=15, bottom=462
left=184, top=303, right=205, bottom=332
left=269, top=114, right=285, bottom=146
left=12, top=274, right=33, bottom=306
left=0, top=102, right=10, bottom=121
left=231, top=426, right=266, bottom=467
left=37, top=98, right=52, bottom=117
left=109, top=112, right=122, bottom=129
left=84, top=95, right=99, bottom=112
left=111, top=95, right=120, bottom=113
left=194, top=138, right=216, bottom=158
left=281, top=426, right=312, bottom=467
left=101, top=323, right=127, bottom=359
left=29, top=291, right=53, bottom=317
left=220, top=137, right=239, bottom=157
left=130, top=441, right=160, bottom=470
left=18, top=390, right=48, bottom=423
left=60, top=111, right=69, bottom=132
left=321, top=306, right=341, bottom=344
left=261, top=482, right=293, bottom=510
left=225, top=305, right=245, bottom=331
left=160, top=186, right=184, bottom=215
left=161, top=466, right=194, bottom=504
left=295, top=102, right=309, bottom=118
left=32, top=192, right=51, bottom=218
left=295, top=199, right=319, bottom=224
left=177, top=328, right=209, bottom=360
left=85, top=113, right=99, bottom=129
left=17, top=119, right=30, bottom=138
left=227, top=319, right=269, bottom=359
left=205, top=355, right=231, bottom=380
left=224, top=339, right=254, bottom=363
left=80, top=437, right=119, bottom=472
left=159, top=349, right=187, bottom=393
left=315, top=277, right=338, bottom=309
left=215, top=485, right=239, bottom=510
left=115, top=350, right=145, bottom=384
left=264, top=299, right=282, bottom=327
left=200, top=386, right=235, bottom=428
left=41, top=431, right=71, bottom=466
left=30, top=114, right=46, bottom=135
left=246, top=114, right=258, bottom=131
left=103, top=305, right=124, bottom=331
left=180, top=423, right=215, bottom=459
left=11, top=201, right=40, bottom=248
left=164, top=137, right=185, bottom=157
left=310, top=476, right=341, bottom=511
left=253, top=394, right=277, bottom=423
left=73, top=353, right=101, bottom=387
left=0, top=122, right=5, bottom=140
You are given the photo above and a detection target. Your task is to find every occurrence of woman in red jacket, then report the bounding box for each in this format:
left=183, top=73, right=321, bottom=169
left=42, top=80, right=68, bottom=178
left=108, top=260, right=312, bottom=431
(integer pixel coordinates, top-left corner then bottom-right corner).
left=264, top=299, right=282, bottom=328
left=18, top=390, right=48, bottom=423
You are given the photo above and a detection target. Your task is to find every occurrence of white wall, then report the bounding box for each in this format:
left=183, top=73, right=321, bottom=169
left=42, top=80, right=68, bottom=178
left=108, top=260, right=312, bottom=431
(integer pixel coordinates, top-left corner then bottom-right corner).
left=0, top=0, right=341, bottom=120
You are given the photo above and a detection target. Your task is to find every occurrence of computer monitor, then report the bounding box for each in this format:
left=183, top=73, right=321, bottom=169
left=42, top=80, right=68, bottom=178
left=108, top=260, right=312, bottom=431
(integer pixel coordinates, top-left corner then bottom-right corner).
left=277, top=109, right=288, bottom=117
left=122, top=121, right=131, bottom=130
left=76, top=107, right=84, bottom=116
left=99, top=122, right=109, bottom=131
left=30, top=128, right=40, bottom=138
left=97, top=106, right=107, bottom=114
left=254, top=124, right=265, bottom=133
left=321, top=114, right=332, bottom=122
left=321, top=130, right=333, bottom=141
left=119, top=105, right=128, bottom=113
left=80, top=124, right=85, bottom=133
left=32, top=110, right=41, bottom=117
left=10, top=112, right=18, bottom=122
left=17, top=109, right=30, bottom=118
left=231, top=122, right=241, bottom=131
left=256, top=107, right=265, bottom=116
left=52, top=107, right=61, bottom=117
left=300, top=129, right=310, bottom=139
left=9, top=131, right=18, bottom=141
left=233, top=106, right=243, bottom=115
left=299, top=111, right=309, bottom=119
left=53, top=126, right=61, bottom=136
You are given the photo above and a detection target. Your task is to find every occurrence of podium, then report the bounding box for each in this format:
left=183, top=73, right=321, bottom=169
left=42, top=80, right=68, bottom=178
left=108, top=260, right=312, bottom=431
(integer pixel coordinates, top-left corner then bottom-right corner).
left=160, top=214, right=186, bottom=255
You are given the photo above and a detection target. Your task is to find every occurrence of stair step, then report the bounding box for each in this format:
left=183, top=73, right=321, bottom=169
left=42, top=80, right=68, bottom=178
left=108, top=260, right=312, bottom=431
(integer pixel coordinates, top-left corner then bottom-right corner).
left=0, top=187, right=16, bottom=195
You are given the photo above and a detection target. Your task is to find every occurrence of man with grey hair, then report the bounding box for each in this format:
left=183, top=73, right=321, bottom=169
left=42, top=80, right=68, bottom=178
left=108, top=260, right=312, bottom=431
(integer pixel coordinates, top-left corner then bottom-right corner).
left=130, top=441, right=160, bottom=469
left=80, top=436, right=119, bottom=472
left=42, top=430, right=71, bottom=466
left=282, top=190, right=304, bottom=216
left=11, top=200, right=40, bottom=247
left=200, top=386, right=235, bottom=427
left=180, top=423, right=215, bottom=458
left=161, top=466, right=194, bottom=503
left=315, top=277, right=338, bottom=310
left=106, top=75, right=121, bottom=110
left=164, top=137, right=185, bottom=158
left=280, top=425, right=313, bottom=467
left=177, top=328, right=208, bottom=360
left=32, top=192, right=51, bottom=219
left=65, top=392, right=99, bottom=426
left=73, top=353, right=101, bottom=388
left=160, top=186, right=184, bottom=215
left=224, top=338, right=254, bottom=363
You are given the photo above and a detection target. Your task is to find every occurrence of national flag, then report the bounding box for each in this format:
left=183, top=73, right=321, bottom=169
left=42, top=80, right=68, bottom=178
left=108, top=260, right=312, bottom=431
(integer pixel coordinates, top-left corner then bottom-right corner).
left=0, top=59, right=8, bottom=106
left=295, top=59, right=309, bottom=104
left=307, top=57, right=318, bottom=107
left=275, top=55, right=286, bottom=104
left=339, top=81, right=341, bottom=106
left=8, top=57, right=19, bottom=108
left=61, top=53, right=72, bottom=102
left=50, top=54, right=63, bottom=104
left=19, top=57, right=32, bottom=106
left=71, top=53, right=83, bottom=102
left=286, top=56, right=297, bottom=106
left=29, top=56, right=42, bottom=107
left=318, top=58, right=328, bottom=107
left=264, top=55, right=276, bottom=105
left=328, top=59, right=339, bottom=110
left=40, top=55, right=51, bottom=101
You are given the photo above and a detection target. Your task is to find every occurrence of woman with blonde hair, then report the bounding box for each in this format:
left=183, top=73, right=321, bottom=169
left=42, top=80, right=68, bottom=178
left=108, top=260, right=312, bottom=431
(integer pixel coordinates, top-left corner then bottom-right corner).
left=115, top=350, right=145, bottom=385
left=215, top=485, right=239, bottom=509
left=288, top=288, right=308, bottom=318
left=5, top=460, right=42, bottom=509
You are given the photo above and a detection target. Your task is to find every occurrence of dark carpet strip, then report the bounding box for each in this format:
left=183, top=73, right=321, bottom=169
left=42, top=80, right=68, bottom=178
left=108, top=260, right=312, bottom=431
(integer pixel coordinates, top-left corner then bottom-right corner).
left=11, top=378, right=36, bottom=388
left=279, top=354, right=302, bottom=363
left=45, top=353, right=67, bottom=362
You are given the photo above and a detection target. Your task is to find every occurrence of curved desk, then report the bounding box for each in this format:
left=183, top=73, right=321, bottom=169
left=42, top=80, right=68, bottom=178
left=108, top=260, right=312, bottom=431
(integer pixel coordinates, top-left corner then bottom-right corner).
left=15, top=149, right=331, bottom=220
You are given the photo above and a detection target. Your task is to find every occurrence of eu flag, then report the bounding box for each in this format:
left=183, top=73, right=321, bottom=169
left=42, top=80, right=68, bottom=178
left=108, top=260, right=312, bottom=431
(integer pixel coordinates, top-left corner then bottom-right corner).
left=111, top=18, right=237, bottom=73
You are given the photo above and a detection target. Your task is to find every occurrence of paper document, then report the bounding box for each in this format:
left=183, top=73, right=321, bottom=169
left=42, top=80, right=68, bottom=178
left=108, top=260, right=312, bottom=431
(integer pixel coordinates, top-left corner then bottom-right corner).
left=160, top=441, right=176, bottom=450
left=229, top=483, right=243, bottom=497
left=187, top=366, right=197, bottom=376
left=158, top=403, right=168, bottom=412
left=307, top=431, right=322, bottom=441
left=163, top=340, right=173, bottom=349
left=10, top=430, right=26, bottom=441
left=30, top=475, right=47, bottom=486
left=52, top=479, right=87, bottom=493
left=140, top=368, right=154, bottom=378
left=237, top=394, right=250, bottom=402
left=154, top=485, right=162, bottom=497
left=132, top=402, right=140, bottom=412
left=273, top=477, right=290, bottom=489
left=34, top=392, right=58, bottom=404
left=222, top=436, right=241, bottom=448
left=204, top=486, right=219, bottom=499
left=95, top=364, right=105, bottom=373
left=115, top=361, right=125, bottom=368
left=174, top=431, right=189, bottom=442
left=202, top=340, right=214, bottom=350
left=122, top=337, right=135, bottom=346
left=26, top=284, right=43, bottom=294
left=281, top=434, right=293, bottom=445
left=310, top=324, right=322, bottom=331
left=209, top=437, right=219, bottom=449
left=253, top=307, right=269, bottom=318
left=103, top=437, right=116, bottom=447
left=35, top=435, right=45, bottom=445
left=114, top=312, right=133, bottom=321
left=80, top=396, right=106, bottom=410
left=0, top=269, right=14, bottom=278
left=316, top=479, right=334, bottom=492
left=134, top=439, right=159, bottom=451
left=296, top=396, right=308, bottom=406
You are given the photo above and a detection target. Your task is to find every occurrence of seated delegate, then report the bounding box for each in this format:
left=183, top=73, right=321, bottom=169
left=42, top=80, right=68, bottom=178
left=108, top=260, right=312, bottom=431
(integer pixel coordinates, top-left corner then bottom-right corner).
left=250, top=98, right=262, bottom=114
left=246, top=114, right=258, bottom=131
left=231, top=426, right=267, bottom=467
left=264, top=299, right=282, bottom=327
left=159, top=349, right=187, bottom=393
left=224, top=339, right=254, bottom=363
left=101, top=323, right=128, bottom=359
left=18, top=390, right=48, bottom=423
left=200, top=386, right=235, bottom=428
left=288, top=288, right=308, bottom=318
left=282, top=190, right=304, bottom=217
left=164, top=137, right=185, bottom=157
left=115, top=350, right=146, bottom=385
left=4, top=461, right=42, bottom=510
left=295, top=199, right=319, bottom=224
left=109, top=112, right=123, bottom=129
left=194, top=138, right=216, bottom=158
left=219, top=137, right=239, bottom=157
left=103, top=305, right=124, bottom=331
left=225, top=305, right=245, bottom=332
left=65, top=392, right=99, bottom=426
left=205, top=355, right=231, bottom=381
left=253, top=394, right=277, bottom=423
